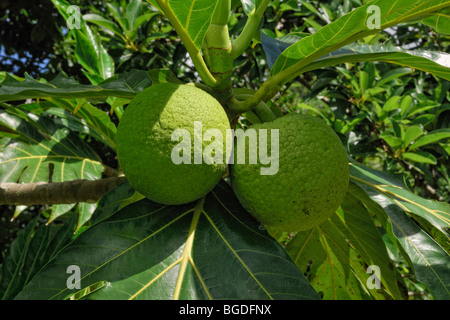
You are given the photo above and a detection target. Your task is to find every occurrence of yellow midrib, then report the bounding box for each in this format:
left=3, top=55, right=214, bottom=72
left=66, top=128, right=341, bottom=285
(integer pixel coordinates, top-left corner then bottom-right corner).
left=172, top=202, right=203, bottom=300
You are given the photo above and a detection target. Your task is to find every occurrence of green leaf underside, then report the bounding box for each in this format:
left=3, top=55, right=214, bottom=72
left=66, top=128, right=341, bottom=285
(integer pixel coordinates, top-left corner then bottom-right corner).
left=349, top=163, right=450, bottom=236
left=262, top=35, right=450, bottom=81
left=349, top=162, right=450, bottom=300
left=0, top=70, right=153, bottom=103
left=360, top=188, right=450, bottom=300
left=421, top=7, right=450, bottom=35
left=301, top=43, right=450, bottom=82
left=15, top=182, right=319, bottom=300
left=169, top=0, right=218, bottom=49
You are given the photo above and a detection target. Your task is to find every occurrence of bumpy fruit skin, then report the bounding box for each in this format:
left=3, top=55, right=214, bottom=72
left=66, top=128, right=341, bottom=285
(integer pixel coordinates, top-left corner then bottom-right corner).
left=230, top=114, right=349, bottom=231
left=116, top=83, right=230, bottom=205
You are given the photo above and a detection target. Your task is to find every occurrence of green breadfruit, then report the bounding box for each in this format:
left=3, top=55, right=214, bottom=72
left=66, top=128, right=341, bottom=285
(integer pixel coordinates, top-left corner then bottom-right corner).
left=230, top=114, right=349, bottom=231
left=116, top=83, right=230, bottom=205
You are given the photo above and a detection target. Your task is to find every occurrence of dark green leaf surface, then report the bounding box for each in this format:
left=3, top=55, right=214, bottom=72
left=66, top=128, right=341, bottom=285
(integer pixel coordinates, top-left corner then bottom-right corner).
left=0, top=217, right=39, bottom=300
left=0, top=214, right=77, bottom=300
left=15, top=181, right=319, bottom=300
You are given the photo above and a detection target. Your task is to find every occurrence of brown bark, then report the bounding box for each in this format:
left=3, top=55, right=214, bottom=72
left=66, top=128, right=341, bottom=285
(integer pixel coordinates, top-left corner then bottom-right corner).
left=0, top=177, right=127, bottom=205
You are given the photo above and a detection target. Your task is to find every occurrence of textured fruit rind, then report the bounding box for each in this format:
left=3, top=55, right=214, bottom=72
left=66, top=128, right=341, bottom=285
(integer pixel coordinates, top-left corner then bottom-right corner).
left=230, top=114, right=349, bottom=231
left=116, top=83, right=230, bottom=205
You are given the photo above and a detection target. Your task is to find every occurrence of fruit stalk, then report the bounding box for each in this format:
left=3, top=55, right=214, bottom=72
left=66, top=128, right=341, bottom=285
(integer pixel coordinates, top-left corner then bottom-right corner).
left=231, top=0, right=271, bottom=59
left=234, top=91, right=277, bottom=123
left=205, top=0, right=234, bottom=105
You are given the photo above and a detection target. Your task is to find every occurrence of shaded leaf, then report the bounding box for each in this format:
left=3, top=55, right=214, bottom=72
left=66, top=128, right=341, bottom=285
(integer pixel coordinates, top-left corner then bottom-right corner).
left=349, top=162, right=450, bottom=236
left=286, top=188, right=403, bottom=300
left=0, top=214, right=78, bottom=300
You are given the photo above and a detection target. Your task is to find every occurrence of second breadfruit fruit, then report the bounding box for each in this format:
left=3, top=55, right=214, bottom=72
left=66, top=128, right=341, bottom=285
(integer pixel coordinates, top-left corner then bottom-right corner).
left=230, top=114, right=349, bottom=231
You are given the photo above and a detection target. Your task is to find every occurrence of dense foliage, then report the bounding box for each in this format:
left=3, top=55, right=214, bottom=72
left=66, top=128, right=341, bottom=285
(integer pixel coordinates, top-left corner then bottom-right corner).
left=0, top=0, right=449, bottom=300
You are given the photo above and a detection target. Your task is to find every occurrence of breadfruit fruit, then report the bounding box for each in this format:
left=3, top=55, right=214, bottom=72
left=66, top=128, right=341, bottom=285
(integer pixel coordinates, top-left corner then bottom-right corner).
left=230, top=113, right=349, bottom=231
left=116, top=83, right=230, bottom=205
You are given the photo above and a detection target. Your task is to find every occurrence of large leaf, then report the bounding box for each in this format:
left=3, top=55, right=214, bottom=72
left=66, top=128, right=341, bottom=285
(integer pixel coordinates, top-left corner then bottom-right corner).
left=0, top=70, right=153, bottom=103
left=262, top=33, right=450, bottom=81
left=147, top=0, right=219, bottom=50
left=0, top=110, right=104, bottom=225
left=349, top=162, right=450, bottom=300
left=8, top=98, right=118, bottom=151
left=421, top=7, right=450, bottom=35
left=41, top=101, right=117, bottom=151
left=0, top=216, right=39, bottom=300
left=349, top=162, right=450, bottom=238
left=270, top=0, right=450, bottom=83
left=14, top=181, right=320, bottom=300
left=0, top=110, right=103, bottom=184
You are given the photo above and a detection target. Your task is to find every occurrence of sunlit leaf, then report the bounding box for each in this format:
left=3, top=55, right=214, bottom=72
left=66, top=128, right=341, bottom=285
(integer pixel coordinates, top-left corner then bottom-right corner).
left=409, top=129, right=450, bottom=150
left=0, top=110, right=104, bottom=223
left=270, top=0, right=450, bottom=83
left=51, top=0, right=114, bottom=81
left=402, top=151, right=437, bottom=165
